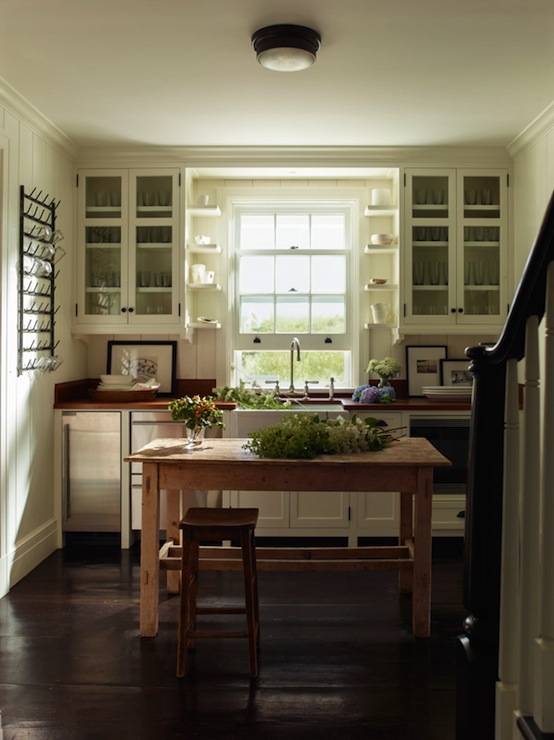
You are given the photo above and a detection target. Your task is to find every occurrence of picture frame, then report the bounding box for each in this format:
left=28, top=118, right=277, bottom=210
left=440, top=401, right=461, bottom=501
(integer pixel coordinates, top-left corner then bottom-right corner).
left=405, top=345, right=448, bottom=397
left=107, top=340, right=177, bottom=396
left=440, top=358, right=473, bottom=387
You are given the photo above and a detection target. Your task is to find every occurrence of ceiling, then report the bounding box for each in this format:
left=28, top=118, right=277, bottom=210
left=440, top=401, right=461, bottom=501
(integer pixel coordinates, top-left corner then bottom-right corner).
left=0, top=0, right=553, bottom=149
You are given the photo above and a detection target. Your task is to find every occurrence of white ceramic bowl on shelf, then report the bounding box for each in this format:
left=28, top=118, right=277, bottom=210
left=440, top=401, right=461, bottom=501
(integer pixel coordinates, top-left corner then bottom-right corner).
left=369, top=233, right=395, bottom=246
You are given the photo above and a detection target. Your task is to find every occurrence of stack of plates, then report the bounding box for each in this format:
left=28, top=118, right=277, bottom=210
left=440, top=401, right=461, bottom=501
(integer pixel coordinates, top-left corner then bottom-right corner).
left=97, top=374, right=134, bottom=391
left=422, top=385, right=472, bottom=401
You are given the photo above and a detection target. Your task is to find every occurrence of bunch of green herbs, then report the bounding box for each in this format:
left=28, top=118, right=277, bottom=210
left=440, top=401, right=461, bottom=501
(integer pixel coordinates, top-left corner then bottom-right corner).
left=213, top=382, right=290, bottom=410
left=244, top=414, right=404, bottom=459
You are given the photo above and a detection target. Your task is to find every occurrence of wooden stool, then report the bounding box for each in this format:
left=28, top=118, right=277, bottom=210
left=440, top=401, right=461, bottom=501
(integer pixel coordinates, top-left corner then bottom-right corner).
left=176, top=507, right=260, bottom=678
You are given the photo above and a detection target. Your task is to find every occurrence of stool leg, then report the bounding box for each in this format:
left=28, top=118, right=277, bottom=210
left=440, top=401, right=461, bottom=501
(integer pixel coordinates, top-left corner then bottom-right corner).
left=177, top=532, right=197, bottom=678
left=241, top=529, right=259, bottom=678
left=187, top=539, right=199, bottom=653
left=250, top=530, right=260, bottom=651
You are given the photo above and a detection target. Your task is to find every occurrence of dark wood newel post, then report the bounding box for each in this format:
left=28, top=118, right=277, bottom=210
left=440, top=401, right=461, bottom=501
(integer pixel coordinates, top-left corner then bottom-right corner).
left=456, top=346, right=507, bottom=740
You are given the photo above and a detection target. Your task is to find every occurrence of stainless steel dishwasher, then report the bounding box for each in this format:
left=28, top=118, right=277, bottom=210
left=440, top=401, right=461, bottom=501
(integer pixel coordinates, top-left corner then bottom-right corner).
left=130, top=411, right=184, bottom=530
left=62, top=411, right=121, bottom=532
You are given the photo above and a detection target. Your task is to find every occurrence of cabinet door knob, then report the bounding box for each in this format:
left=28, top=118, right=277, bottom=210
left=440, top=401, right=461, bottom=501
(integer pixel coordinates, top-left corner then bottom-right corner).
left=450, top=307, right=456, bottom=313
left=128, top=307, right=135, bottom=313
left=121, top=307, right=127, bottom=313
left=458, top=307, right=464, bottom=313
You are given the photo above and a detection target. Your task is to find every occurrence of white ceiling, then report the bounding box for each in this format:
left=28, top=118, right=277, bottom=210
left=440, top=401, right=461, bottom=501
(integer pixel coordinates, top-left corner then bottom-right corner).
left=0, top=0, right=553, bottom=148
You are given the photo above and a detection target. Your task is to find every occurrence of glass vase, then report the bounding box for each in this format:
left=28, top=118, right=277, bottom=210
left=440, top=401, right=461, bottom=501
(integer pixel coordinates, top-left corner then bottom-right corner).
left=378, top=377, right=392, bottom=388
left=184, top=426, right=205, bottom=450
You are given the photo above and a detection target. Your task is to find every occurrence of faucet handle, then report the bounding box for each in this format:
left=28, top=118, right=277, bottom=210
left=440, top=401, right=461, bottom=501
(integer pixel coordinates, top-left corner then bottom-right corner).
left=304, top=380, right=319, bottom=396
left=265, top=379, right=280, bottom=396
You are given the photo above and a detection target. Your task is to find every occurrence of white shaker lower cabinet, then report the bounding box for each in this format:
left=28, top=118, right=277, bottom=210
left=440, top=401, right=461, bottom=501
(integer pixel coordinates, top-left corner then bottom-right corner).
left=230, top=491, right=290, bottom=528
left=289, top=492, right=350, bottom=529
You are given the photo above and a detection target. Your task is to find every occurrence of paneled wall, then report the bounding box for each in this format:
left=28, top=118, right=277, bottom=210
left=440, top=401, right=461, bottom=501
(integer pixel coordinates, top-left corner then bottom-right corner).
left=0, top=91, right=86, bottom=596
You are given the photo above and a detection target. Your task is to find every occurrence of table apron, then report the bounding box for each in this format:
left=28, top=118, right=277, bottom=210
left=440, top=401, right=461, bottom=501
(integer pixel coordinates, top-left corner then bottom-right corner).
left=158, top=463, right=419, bottom=493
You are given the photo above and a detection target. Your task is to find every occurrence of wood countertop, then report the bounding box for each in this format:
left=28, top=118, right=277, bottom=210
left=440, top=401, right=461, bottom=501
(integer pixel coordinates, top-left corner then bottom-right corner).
left=126, top=435, right=451, bottom=468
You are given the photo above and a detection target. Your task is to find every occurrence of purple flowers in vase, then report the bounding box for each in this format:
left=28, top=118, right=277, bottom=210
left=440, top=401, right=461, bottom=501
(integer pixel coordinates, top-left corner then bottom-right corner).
left=352, top=384, right=396, bottom=404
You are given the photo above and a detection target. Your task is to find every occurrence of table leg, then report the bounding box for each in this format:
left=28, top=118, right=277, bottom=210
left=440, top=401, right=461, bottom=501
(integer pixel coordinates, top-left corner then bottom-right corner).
left=399, top=492, right=413, bottom=594
left=166, top=489, right=182, bottom=595
left=413, top=468, right=433, bottom=638
left=140, top=463, right=160, bottom=637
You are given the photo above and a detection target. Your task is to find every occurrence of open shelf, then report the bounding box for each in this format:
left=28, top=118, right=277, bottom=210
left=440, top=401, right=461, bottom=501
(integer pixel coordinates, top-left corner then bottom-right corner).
left=86, top=206, right=121, bottom=213
left=364, top=322, right=396, bottom=329
left=412, top=241, right=448, bottom=247
left=364, top=245, right=398, bottom=254
left=364, top=206, right=397, bottom=217
left=188, top=321, right=222, bottom=330
left=188, top=244, right=222, bottom=254
left=464, top=241, right=500, bottom=248
left=364, top=283, right=398, bottom=291
left=188, top=206, right=222, bottom=217
left=187, top=282, right=222, bottom=291
left=464, top=205, right=499, bottom=211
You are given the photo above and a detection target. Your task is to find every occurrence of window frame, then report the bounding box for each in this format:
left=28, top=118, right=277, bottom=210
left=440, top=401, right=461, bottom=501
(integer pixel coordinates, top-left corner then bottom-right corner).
left=232, top=203, right=354, bottom=353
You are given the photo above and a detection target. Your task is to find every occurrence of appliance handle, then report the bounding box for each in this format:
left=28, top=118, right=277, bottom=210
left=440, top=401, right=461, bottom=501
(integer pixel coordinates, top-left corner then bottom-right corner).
left=63, top=423, right=71, bottom=520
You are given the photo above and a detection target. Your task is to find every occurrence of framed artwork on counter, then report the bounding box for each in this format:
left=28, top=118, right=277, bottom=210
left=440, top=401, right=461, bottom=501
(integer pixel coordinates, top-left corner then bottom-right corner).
left=405, top=345, right=448, bottom=397
left=107, top=340, right=177, bottom=396
left=440, top=358, right=473, bottom=387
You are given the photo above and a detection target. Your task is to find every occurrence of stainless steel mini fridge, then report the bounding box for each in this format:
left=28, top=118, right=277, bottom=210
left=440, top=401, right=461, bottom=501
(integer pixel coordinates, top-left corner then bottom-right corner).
left=62, top=411, right=121, bottom=532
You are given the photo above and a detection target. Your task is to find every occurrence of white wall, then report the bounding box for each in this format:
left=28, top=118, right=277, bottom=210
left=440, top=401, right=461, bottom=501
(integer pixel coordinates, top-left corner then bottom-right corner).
left=0, top=85, right=87, bottom=596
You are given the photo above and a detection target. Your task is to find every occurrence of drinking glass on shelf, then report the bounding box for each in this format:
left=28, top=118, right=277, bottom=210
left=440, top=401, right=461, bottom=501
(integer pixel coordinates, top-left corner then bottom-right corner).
left=432, top=227, right=441, bottom=241
left=95, top=191, right=108, bottom=207
left=481, top=188, right=492, bottom=205
left=474, top=263, right=484, bottom=286
left=415, top=189, right=427, bottom=205
left=432, top=189, right=445, bottom=205
left=465, top=261, right=473, bottom=285
left=413, top=262, right=424, bottom=285
left=159, top=191, right=170, bottom=207
left=430, top=263, right=440, bottom=286
left=465, top=189, right=477, bottom=205
left=439, top=262, right=448, bottom=285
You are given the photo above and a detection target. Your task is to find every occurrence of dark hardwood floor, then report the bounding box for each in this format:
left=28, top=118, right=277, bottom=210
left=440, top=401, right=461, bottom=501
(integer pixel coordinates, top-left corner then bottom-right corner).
left=0, top=540, right=464, bottom=740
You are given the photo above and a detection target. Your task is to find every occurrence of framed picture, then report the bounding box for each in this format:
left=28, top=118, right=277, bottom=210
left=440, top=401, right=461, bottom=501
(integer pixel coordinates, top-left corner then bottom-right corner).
left=107, top=340, right=177, bottom=396
left=440, top=358, right=473, bottom=387
left=405, top=345, right=448, bottom=397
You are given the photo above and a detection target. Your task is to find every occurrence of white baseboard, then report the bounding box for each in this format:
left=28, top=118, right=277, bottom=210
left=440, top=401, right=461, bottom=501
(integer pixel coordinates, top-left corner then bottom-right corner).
left=2, top=518, right=58, bottom=591
left=495, top=681, right=518, bottom=739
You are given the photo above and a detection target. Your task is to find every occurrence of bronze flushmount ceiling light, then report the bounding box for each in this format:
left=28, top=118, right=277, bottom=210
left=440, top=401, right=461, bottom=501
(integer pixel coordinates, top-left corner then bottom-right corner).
left=251, top=24, right=321, bottom=72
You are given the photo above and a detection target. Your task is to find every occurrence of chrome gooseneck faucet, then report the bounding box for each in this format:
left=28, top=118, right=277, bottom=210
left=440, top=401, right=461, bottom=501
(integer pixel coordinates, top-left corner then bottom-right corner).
left=289, top=337, right=301, bottom=393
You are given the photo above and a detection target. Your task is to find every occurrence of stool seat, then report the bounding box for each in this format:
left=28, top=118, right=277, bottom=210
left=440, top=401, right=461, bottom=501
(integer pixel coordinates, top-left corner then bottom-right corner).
left=176, top=507, right=260, bottom=679
left=181, top=507, right=258, bottom=529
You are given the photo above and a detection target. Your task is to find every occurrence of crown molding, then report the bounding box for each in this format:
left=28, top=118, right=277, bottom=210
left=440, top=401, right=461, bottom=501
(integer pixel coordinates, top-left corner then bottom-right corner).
left=0, top=75, right=77, bottom=158
left=77, top=144, right=511, bottom=169
left=508, top=101, right=554, bottom=157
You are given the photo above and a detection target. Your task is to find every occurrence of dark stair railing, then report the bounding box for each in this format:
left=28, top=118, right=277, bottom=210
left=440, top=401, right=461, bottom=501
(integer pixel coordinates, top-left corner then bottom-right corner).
left=457, top=190, right=554, bottom=740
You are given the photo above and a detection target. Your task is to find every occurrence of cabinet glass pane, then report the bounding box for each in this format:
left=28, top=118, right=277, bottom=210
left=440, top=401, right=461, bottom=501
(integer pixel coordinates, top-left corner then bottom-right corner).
left=411, top=225, right=449, bottom=316
left=136, top=175, right=173, bottom=218
left=135, top=225, right=172, bottom=316
left=463, top=226, right=500, bottom=315
left=463, top=176, right=500, bottom=219
left=412, top=175, right=449, bottom=218
left=85, top=176, right=121, bottom=219
left=85, top=226, right=121, bottom=315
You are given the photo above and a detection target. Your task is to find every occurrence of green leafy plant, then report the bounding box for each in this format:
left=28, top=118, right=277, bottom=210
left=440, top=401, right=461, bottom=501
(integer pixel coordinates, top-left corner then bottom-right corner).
left=244, top=414, right=404, bottom=459
left=366, top=357, right=401, bottom=382
left=213, top=382, right=290, bottom=410
left=168, top=395, right=224, bottom=430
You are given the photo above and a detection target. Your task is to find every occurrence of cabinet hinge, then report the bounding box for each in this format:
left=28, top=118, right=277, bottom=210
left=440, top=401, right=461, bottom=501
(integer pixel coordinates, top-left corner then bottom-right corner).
left=75, top=303, right=78, bottom=317
left=507, top=173, right=510, bottom=187
left=348, top=505, right=351, bottom=521
left=178, top=173, right=181, bottom=187
left=507, top=303, right=510, bottom=315
left=403, top=303, right=407, bottom=317
left=178, top=302, right=181, bottom=317
left=403, top=173, right=406, bottom=187
left=76, top=173, right=79, bottom=187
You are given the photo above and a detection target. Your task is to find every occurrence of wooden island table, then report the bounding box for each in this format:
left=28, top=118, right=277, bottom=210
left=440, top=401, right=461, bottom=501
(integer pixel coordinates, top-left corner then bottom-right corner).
left=126, top=437, right=450, bottom=640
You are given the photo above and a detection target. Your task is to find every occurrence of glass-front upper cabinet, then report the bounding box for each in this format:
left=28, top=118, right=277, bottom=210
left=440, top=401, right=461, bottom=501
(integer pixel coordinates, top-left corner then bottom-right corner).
left=404, top=169, right=456, bottom=324
left=79, top=170, right=128, bottom=322
left=456, top=170, right=507, bottom=324
left=128, top=169, right=179, bottom=323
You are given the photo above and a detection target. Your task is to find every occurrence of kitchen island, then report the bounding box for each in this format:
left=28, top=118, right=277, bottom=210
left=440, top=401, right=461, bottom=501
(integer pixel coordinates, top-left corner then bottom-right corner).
left=126, top=436, right=450, bottom=639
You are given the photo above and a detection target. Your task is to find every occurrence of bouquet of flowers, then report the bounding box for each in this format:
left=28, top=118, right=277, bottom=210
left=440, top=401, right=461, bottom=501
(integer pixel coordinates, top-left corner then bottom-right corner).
left=168, top=395, right=223, bottom=447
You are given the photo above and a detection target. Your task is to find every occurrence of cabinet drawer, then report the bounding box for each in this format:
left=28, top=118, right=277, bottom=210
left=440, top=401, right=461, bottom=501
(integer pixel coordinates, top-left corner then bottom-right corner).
left=432, top=494, right=465, bottom=531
